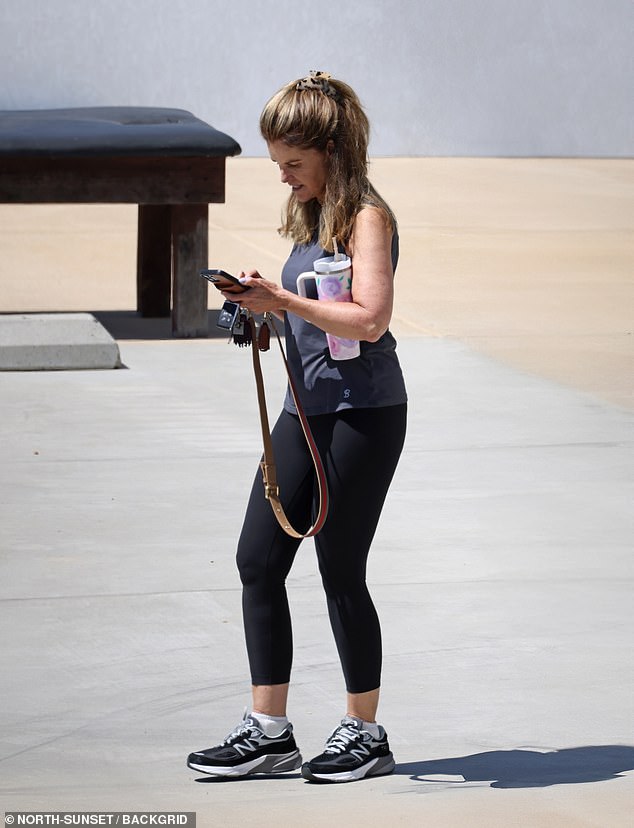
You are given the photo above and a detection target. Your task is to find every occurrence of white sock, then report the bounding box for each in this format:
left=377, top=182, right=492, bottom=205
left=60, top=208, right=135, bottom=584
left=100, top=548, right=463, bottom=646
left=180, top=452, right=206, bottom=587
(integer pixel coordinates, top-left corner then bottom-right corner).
left=251, top=711, right=289, bottom=737
left=361, top=720, right=381, bottom=739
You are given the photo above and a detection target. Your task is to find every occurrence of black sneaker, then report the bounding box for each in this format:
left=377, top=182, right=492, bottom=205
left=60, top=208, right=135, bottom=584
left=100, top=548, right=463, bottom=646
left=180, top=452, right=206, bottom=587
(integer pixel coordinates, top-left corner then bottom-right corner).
left=187, top=713, right=302, bottom=777
left=301, top=716, right=395, bottom=783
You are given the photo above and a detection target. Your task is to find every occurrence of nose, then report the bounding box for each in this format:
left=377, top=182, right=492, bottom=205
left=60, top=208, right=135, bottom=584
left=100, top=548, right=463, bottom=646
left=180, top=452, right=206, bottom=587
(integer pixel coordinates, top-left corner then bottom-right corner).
left=280, top=167, right=291, bottom=184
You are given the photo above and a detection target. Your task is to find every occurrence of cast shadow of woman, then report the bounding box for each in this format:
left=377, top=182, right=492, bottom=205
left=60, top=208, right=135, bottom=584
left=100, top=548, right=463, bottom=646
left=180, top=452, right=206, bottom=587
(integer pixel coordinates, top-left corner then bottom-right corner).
left=396, top=745, right=634, bottom=788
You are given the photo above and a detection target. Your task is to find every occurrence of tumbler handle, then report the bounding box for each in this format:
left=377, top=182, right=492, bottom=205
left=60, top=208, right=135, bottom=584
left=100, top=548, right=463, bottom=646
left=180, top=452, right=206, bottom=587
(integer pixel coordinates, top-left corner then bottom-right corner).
left=296, top=271, right=316, bottom=298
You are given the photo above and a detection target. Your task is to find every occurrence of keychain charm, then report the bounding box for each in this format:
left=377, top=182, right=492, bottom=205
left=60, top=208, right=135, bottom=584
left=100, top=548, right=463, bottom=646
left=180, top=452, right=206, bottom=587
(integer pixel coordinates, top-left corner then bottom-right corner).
left=258, top=317, right=271, bottom=351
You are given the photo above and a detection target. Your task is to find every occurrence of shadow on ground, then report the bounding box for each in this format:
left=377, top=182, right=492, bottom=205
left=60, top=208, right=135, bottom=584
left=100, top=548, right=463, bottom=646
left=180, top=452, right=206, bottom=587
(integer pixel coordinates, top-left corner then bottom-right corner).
left=396, top=745, right=634, bottom=789
left=93, top=309, right=228, bottom=340
left=194, top=772, right=302, bottom=784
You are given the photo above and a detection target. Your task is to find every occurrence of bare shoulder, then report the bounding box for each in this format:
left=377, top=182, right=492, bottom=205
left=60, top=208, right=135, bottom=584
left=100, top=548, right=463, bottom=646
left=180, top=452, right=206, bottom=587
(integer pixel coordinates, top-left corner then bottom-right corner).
left=355, top=204, right=392, bottom=231
left=349, top=205, right=393, bottom=255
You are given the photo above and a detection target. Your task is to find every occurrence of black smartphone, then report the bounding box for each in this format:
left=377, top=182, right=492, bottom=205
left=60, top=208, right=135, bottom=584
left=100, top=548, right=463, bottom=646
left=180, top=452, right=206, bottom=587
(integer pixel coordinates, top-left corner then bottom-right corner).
left=200, top=268, right=250, bottom=293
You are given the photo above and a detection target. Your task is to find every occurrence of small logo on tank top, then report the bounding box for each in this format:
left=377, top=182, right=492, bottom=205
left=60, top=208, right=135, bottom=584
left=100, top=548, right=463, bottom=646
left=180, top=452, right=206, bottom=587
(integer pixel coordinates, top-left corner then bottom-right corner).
left=343, top=389, right=351, bottom=399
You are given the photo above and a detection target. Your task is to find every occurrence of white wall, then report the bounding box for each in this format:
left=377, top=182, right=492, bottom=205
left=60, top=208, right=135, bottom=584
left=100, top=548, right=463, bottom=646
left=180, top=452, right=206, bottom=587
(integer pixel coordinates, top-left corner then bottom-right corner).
left=0, top=0, right=631, bottom=157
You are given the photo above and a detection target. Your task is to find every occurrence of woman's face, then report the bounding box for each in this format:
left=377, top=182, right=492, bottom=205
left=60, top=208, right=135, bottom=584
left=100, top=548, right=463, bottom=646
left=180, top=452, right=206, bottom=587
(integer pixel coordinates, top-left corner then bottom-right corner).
left=267, top=140, right=329, bottom=203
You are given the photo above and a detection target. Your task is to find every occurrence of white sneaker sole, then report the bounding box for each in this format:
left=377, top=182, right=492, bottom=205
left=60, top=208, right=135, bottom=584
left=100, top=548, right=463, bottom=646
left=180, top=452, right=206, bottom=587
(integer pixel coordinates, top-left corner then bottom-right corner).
left=188, top=749, right=302, bottom=777
left=301, top=754, right=395, bottom=783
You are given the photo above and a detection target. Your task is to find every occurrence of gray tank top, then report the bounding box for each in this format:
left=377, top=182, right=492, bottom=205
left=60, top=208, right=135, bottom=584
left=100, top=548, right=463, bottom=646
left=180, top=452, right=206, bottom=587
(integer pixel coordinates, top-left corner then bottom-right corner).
left=280, top=233, right=407, bottom=415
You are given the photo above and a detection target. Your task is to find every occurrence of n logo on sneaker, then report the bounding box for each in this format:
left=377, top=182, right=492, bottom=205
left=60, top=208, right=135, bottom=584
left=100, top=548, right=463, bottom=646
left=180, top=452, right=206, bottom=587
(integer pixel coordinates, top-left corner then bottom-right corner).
left=234, top=737, right=259, bottom=756
left=349, top=743, right=371, bottom=761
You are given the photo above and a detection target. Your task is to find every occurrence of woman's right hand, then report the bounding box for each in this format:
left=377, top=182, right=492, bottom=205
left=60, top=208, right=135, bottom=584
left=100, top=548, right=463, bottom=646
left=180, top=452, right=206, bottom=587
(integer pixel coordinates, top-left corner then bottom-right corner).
left=223, top=270, right=288, bottom=317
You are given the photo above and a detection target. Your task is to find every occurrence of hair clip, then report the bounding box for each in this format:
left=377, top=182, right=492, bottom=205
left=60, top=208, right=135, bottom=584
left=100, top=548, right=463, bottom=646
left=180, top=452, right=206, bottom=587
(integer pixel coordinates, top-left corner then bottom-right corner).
left=296, top=70, right=339, bottom=100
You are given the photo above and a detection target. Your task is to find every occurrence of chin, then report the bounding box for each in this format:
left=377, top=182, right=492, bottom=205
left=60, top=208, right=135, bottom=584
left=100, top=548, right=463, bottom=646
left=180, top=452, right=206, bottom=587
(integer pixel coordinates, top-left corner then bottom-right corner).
left=296, top=192, right=320, bottom=205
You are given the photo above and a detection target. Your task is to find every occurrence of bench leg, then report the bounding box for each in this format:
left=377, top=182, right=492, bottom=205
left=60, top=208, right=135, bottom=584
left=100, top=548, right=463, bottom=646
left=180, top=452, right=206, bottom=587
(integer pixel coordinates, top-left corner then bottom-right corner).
left=137, top=205, right=172, bottom=317
left=171, top=204, right=209, bottom=337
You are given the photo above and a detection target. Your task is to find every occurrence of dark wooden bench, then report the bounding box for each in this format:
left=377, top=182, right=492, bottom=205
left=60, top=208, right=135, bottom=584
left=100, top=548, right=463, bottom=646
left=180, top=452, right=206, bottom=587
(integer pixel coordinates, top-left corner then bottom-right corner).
left=0, top=107, right=241, bottom=337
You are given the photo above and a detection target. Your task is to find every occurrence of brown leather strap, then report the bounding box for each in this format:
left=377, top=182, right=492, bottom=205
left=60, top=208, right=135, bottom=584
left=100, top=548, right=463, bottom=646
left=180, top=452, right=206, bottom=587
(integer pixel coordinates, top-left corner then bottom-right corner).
left=248, top=314, right=329, bottom=538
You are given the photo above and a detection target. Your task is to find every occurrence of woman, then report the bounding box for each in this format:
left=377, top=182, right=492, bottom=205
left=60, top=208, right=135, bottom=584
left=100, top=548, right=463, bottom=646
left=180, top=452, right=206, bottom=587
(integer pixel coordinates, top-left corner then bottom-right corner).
left=187, top=71, right=407, bottom=784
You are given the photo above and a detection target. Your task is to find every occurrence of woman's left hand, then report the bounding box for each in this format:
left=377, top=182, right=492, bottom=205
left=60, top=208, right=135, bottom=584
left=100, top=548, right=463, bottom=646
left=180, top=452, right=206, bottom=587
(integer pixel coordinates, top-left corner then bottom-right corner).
left=222, top=270, right=285, bottom=315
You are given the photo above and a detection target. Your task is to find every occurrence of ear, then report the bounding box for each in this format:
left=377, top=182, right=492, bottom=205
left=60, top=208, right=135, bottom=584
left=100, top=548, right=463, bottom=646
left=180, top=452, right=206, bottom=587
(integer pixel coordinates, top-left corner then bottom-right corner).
left=326, top=139, right=335, bottom=155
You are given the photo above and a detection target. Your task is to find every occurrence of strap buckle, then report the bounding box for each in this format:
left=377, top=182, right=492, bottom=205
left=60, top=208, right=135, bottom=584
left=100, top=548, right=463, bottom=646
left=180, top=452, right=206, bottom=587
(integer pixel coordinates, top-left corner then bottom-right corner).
left=260, top=461, right=279, bottom=500
left=264, top=483, right=280, bottom=500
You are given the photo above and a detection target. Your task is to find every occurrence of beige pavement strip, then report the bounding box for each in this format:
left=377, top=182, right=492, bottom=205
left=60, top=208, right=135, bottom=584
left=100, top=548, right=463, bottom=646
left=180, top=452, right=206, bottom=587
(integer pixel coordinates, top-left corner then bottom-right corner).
left=0, top=157, right=632, bottom=408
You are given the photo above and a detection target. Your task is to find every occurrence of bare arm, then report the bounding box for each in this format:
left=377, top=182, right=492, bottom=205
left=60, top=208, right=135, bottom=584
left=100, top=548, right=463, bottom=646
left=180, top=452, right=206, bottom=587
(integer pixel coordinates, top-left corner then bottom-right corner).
left=227, top=206, right=394, bottom=342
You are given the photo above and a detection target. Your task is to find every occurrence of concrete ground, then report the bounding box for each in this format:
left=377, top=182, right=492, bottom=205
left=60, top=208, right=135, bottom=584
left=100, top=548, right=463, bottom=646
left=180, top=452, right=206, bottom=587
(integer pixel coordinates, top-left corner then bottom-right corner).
left=0, top=158, right=633, bottom=826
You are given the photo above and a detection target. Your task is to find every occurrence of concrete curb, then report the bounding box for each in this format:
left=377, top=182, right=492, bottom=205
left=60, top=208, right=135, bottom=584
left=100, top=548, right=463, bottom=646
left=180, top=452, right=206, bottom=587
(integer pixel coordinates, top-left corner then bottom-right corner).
left=0, top=312, right=121, bottom=371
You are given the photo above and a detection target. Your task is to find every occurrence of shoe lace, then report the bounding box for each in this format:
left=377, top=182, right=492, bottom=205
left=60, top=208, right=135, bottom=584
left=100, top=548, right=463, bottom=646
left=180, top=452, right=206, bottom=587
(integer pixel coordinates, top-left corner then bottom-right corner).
left=221, top=714, right=260, bottom=747
left=323, top=721, right=362, bottom=755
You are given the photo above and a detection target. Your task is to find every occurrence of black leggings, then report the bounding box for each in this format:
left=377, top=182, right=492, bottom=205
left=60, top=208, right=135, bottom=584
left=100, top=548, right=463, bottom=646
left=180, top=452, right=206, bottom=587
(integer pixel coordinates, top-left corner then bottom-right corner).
left=236, top=403, right=407, bottom=694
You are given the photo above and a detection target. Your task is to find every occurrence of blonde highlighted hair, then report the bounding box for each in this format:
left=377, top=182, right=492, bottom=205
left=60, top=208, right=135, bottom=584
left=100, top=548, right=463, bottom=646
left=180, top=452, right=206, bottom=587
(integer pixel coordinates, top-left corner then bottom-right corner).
left=259, top=72, right=395, bottom=252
